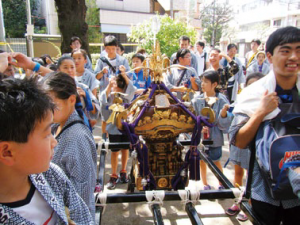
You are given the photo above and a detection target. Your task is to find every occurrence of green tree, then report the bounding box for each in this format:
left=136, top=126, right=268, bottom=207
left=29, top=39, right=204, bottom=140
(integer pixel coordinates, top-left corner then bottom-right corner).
left=54, top=0, right=89, bottom=55
left=127, top=15, right=197, bottom=57
left=200, top=1, right=233, bottom=46
left=86, top=0, right=102, bottom=54
left=3, top=0, right=41, bottom=38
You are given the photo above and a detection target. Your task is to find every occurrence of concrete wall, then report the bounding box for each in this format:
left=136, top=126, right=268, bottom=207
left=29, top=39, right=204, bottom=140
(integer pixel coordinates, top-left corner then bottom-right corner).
left=97, top=0, right=151, bottom=13
left=33, top=39, right=61, bottom=58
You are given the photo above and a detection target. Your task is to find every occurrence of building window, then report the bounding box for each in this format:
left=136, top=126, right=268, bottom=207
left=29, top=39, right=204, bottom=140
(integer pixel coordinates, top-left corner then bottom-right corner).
left=273, top=19, right=281, bottom=27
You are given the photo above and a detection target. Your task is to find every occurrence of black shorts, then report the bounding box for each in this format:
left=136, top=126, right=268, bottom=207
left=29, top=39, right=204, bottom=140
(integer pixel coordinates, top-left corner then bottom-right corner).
left=109, top=134, right=129, bottom=152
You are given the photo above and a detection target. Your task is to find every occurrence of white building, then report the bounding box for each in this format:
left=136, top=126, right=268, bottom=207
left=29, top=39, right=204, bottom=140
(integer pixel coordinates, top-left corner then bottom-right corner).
left=41, top=0, right=59, bottom=35
left=232, top=0, right=300, bottom=57
left=96, top=0, right=165, bottom=51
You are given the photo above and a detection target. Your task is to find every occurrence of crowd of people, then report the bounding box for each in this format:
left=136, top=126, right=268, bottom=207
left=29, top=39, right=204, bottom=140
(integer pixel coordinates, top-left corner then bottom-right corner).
left=0, top=26, right=299, bottom=224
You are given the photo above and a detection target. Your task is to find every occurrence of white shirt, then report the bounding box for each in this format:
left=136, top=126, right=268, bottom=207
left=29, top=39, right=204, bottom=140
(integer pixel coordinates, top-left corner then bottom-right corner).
left=195, top=51, right=208, bottom=76
left=12, top=189, right=58, bottom=225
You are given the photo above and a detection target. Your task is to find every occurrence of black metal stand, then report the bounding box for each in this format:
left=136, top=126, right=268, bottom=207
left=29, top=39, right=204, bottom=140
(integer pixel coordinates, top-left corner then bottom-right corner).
left=96, top=141, right=263, bottom=225
left=185, top=202, right=204, bottom=225
left=151, top=204, right=164, bottom=225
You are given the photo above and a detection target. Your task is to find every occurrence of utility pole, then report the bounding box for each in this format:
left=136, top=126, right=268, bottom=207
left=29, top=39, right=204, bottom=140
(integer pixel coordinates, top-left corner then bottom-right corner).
left=170, top=0, right=173, bottom=19
left=25, top=0, right=34, bottom=57
left=211, top=0, right=216, bottom=46
left=0, top=0, right=6, bottom=51
left=186, top=0, right=189, bottom=26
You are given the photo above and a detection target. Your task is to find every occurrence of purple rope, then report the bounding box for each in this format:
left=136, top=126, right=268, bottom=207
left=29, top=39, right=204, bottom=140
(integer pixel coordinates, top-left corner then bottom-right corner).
left=132, top=83, right=157, bottom=127
left=122, top=121, right=156, bottom=189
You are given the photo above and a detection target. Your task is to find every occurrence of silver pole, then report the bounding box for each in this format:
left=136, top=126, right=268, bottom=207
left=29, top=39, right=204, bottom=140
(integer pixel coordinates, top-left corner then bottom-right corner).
left=26, top=0, right=34, bottom=57
left=0, top=0, right=6, bottom=51
left=170, top=0, right=173, bottom=19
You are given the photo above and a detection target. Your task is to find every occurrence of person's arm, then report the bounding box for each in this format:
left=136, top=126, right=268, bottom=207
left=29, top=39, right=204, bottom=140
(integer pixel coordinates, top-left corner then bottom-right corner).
left=219, top=53, right=232, bottom=63
left=0, top=52, right=10, bottom=72
left=191, top=77, right=198, bottom=91
left=235, top=90, right=279, bottom=149
left=106, top=79, right=114, bottom=98
left=9, top=52, right=52, bottom=76
left=96, top=66, right=108, bottom=80
left=119, top=65, right=130, bottom=85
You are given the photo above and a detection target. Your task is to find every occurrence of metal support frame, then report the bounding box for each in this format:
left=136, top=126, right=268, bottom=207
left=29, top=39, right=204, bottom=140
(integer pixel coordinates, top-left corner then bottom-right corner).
left=151, top=204, right=164, bottom=225
left=186, top=202, right=204, bottom=225
left=96, top=141, right=263, bottom=225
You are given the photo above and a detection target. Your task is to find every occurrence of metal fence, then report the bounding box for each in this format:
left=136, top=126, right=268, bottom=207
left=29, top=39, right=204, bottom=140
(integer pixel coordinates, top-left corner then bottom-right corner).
left=0, top=38, right=27, bottom=55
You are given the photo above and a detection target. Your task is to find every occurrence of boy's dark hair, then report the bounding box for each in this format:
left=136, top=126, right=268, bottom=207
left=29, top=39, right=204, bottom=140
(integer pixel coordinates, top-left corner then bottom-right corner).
left=104, top=35, right=118, bottom=47
left=48, top=64, right=57, bottom=71
left=202, top=70, right=220, bottom=85
left=174, top=48, right=190, bottom=64
left=251, top=39, right=261, bottom=46
left=0, top=72, right=8, bottom=81
left=32, top=57, right=45, bottom=66
left=196, top=41, right=205, bottom=48
left=71, top=49, right=87, bottom=60
left=265, top=26, right=300, bottom=55
left=118, top=43, right=124, bottom=52
left=132, top=53, right=145, bottom=62
left=0, top=50, right=5, bottom=53
left=0, top=77, right=55, bottom=143
left=246, top=72, right=264, bottom=86
left=179, top=35, right=190, bottom=43
left=210, top=48, right=221, bottom=54
left=227, top=43, right=238, bottom=51
left=116, top=74, right=126, bottom=89
left=70, top=36, right=82, bottom=46
left=43, top=72, right=78, bottom=100
left=136, top=48, right=146, bottom=55
left=57, top=56, right=74, bottom=68
left=40, top=54, right=53, bottom=65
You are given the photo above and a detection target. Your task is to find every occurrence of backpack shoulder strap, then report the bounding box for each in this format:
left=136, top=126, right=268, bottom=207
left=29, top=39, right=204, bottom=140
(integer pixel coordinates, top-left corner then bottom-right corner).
left=176, top=69, right=188, bottom=87
left=100, top=56, right=116, bottom=73
left=55, top=120, right=85, bottom=140
left=204, top=52, right=207, bottom=71
left=245, top=138, right=256, bottom=199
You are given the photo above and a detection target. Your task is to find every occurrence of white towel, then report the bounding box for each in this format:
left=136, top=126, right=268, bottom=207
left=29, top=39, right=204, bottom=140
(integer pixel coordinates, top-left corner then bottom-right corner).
left=233, top=71, right=300, bottom=121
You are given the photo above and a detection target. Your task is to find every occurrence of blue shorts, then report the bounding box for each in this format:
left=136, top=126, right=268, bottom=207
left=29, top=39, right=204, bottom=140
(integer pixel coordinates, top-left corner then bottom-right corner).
left=205, top=146, right=222, bottom=161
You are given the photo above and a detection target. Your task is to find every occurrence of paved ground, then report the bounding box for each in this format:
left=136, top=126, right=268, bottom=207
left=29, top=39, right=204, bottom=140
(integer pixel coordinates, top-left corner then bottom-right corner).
left=93, top=123, right=253, bottom=225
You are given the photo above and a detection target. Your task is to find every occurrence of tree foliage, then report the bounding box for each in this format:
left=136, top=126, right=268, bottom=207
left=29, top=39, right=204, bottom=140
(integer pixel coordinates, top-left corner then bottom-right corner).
left=86, top=0, right=102, bottom=54
left=54, top=0, right=89, bottom=55
left=200, top=2, right=233, bottom=46
left=3, top=0, right=44, bottom=38
left=127, top=15, right=197, bottom=57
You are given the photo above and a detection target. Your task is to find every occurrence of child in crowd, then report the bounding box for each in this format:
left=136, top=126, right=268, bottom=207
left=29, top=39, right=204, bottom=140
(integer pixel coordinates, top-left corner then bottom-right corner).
left=226, top=72, right=264, bottom=221
left=129, top=53, right=151, bottom=97
left=117, top=43, right=125, bottom=56
left=72, top=49, right=99, bottom=97
left=0, top=77, right=93, bottom=224
left=207, top=48, right=240, bottom=102
left=43, top=72, right=97, bottom=218
left=69, top=36, right=93, bottom=72
left=94, top=35, right=130, bottom=140
left=99, top=65, right=135, bottom=190
left=57, top=56, right=100, bottom=128
left=191, top=70, right=231, bottom=190
left=246, top=51, right=270, bottom=76
left=165, top=48, right=201, bottom=101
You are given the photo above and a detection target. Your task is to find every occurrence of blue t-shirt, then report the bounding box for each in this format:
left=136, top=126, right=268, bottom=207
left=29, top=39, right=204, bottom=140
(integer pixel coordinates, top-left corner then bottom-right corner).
left=129, top=69, right=151, bottom=90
